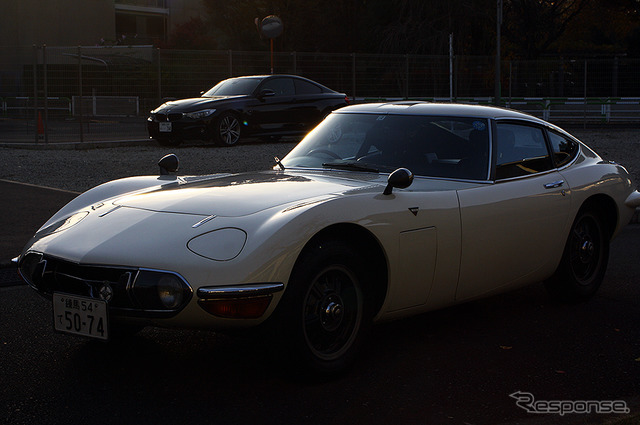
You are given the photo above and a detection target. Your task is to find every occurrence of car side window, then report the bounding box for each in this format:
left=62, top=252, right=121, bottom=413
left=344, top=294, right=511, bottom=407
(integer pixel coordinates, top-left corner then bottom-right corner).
left=294, top=79, right=323, bottom=94
left=496, top=123, right=552, bottom=180
left=260, top=78, right=295, bottom=96
left=547, top=130, right=579, bottom=168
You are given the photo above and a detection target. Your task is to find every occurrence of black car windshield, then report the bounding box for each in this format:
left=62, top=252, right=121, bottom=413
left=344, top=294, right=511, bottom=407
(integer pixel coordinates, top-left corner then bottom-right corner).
left=281, top=112, right=491, bottom=180
left=202, top=78, right=262, bottom=96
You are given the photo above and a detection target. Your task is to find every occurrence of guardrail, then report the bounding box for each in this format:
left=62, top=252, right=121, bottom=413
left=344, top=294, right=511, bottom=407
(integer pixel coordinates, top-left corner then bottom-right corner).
left=1, top=97, right=72, bottom=116
left=71, top=96, right=140, bottom=117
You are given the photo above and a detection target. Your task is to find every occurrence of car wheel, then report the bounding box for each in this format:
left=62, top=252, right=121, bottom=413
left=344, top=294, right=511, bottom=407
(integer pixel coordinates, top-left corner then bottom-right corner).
left=215, top=112, right=241, bottom=146
left=545, top=209, right=609, bottom=301
left=156, top=138, right=182, bottom=147
left=279, top=240, right=372, bottom=376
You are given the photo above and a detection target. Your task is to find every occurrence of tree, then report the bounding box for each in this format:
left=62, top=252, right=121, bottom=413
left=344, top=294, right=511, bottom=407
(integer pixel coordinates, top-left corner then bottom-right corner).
left=502, top=0, right=590, bottom=59
left=167, top=17, right=217, bottom=50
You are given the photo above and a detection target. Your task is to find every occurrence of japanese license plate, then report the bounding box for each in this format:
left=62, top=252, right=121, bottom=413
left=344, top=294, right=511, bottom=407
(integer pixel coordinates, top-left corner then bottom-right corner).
left=53, top=293, right=109, bottom=340
left=159, top=122, right=172, bottom=132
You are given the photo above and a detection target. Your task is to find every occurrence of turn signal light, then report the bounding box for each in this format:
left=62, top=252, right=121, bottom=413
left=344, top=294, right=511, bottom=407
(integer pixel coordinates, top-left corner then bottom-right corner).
left=198, top=296, right=272, bottom=319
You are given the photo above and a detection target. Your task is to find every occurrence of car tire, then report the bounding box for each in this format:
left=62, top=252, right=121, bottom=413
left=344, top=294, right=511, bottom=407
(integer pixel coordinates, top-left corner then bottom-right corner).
left=214, top=112, right=241, bottom=146
left=545, top=209, right=609, bottom=301
left=277, top=240, right=372, bottom=377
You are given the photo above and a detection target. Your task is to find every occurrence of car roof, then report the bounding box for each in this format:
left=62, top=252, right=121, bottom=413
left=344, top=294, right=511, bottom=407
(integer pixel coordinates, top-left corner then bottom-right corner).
left=336, top=101, right=548, bottom=124
left=228, top=74, right=317, bottom=81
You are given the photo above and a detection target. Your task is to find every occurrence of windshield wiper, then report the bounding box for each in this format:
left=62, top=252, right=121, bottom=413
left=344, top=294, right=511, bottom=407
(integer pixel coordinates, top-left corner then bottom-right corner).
left=322, top=161, right=379, bottom=173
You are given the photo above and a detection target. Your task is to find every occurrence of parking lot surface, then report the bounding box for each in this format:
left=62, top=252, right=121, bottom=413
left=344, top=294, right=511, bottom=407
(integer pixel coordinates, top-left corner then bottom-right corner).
left=1, top=179, right=639, bottom=425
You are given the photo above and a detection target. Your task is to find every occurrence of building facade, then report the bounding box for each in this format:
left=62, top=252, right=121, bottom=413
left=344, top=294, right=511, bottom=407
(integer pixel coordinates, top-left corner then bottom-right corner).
left=3, top=0, right=206, bottom=48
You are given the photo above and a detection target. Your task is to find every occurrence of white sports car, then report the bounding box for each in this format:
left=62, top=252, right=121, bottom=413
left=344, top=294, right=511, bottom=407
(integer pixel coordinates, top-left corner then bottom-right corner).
left=16, top=102, right=640, bottom=374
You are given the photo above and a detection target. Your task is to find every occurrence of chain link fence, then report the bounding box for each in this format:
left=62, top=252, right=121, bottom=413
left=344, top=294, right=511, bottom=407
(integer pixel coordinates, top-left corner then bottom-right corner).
left=1, top=45, right=639, bottom=144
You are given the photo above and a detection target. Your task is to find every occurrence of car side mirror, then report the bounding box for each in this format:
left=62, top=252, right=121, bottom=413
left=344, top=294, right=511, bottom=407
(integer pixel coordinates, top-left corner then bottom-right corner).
left=258, top=89, right=276, bottom=99
left=158, top=153, right=179, bottom=176
left=383, top=168, right=414, bottom=195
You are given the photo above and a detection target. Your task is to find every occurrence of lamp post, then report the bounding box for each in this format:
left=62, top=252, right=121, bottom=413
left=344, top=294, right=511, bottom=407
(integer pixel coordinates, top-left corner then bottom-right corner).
left=260, top=15, right=283, bottom=75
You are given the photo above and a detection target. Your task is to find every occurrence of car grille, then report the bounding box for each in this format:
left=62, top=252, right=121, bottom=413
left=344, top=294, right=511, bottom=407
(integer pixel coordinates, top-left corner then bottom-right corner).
left=20, top=253, right=136, bottom=310
left=153, top=112, right=184, bottom=122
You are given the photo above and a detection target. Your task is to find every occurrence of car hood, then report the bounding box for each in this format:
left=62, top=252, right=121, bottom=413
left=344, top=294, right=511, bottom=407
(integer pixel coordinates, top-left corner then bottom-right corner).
left=157, top=96, right=246, bottom=112
left=114, top=171, right=379, bottom=217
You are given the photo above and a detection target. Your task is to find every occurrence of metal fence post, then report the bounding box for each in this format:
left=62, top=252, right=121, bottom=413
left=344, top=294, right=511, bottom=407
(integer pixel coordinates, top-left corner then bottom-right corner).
left=33, top=45, right=38, bottom=144
left=43, top=44, right=48, bottom=144
left=292, top=51, right=297, bottom=75
left=351, top=53, right=356, bottom=101
left=157, top=48, right=162, bottom=104
left=584, top=59, right=588, bottom=129
left=613, top=56, right=619, bottom=97
left=405, top=54, right=410, bottom=100
left=78, top=46, right=84, bottom=143
left=228, top=50, right=233, bottom=77
left=449, top=34, right=453, bottom=102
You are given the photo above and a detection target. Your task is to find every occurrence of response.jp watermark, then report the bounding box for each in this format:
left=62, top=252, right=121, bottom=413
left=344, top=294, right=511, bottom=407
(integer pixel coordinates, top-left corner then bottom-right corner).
left=510, top=391, right=630, bottom=416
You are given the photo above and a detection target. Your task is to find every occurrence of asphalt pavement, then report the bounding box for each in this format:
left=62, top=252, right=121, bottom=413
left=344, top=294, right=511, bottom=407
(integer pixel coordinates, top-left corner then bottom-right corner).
left=1, top=179, right=639, bottom=425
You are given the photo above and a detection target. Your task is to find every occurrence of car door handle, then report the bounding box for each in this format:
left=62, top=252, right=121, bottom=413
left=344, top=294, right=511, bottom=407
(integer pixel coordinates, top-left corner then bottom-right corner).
left=544, top=180, right=565, bottom=189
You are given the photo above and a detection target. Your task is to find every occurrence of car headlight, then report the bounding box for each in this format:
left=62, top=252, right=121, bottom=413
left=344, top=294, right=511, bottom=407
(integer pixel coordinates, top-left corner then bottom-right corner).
left=35, top=211, right=89, bottom=238
left=132, top=270, right=192, bottom=311
left=187, top=228, right=247, bottom=261
left=185, top=109, right=216, bottom=120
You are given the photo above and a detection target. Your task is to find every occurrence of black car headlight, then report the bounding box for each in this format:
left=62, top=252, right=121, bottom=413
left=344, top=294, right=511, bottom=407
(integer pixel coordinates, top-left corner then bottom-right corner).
left=18, top=252, right=46, bottom=287
left=132, top=270, right=192, bottom=311
left=185, top=109, right=216, bottom=120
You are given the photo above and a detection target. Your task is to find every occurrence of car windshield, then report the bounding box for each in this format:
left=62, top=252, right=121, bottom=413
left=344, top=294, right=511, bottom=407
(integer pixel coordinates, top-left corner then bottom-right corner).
left=281, top=112, right=491, bottom=180
left=202, top=78, right=262, bottom=96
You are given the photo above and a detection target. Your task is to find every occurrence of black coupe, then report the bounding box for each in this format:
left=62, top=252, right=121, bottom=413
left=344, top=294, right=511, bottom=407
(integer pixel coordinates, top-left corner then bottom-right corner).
left=147, top=75, right=349, bottom=146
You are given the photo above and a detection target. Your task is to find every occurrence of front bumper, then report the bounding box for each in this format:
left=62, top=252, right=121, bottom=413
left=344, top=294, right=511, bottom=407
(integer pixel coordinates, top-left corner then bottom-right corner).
left=18, top=252, right=193, bottom=319
left=18, top=252, right=285, bottom=323
left=147, top=118, right=212, bottom=141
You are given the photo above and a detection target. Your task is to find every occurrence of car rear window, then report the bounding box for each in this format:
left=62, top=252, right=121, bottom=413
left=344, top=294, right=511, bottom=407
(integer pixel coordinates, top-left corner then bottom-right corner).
left=496, top=123, right=552, bottom=179
left=294, top=79, right=323, bottom=94
left=547, top=130, right=579, bottom=168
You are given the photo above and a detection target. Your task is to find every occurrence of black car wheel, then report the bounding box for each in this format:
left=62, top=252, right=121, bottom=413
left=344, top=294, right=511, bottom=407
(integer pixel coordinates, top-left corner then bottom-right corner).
left=545, top=209, right=609, bottom=301
left=215, top=112, right=241, bottom=146
left=278, top=240, right=372, bottom=376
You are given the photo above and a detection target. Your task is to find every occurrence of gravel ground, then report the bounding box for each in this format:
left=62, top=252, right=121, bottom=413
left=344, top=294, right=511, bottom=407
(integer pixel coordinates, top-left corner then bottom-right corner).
left=0, top=128, right=639, bottom=193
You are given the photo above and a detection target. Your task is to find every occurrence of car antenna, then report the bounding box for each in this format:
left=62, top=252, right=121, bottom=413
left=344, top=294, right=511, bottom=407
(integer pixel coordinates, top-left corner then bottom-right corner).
left=274, top=156, right=285, bottom=171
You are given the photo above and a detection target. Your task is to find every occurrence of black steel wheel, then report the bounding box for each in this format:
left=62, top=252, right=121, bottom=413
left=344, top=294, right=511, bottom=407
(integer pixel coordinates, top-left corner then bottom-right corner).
left=214, top=112, right=241, bottom=146
left=279, top=240, right=372, bottom=376
left=545, top=209, right=609, bottom=301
